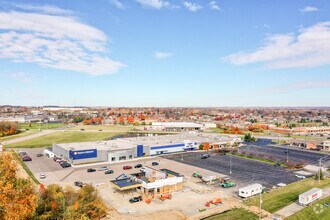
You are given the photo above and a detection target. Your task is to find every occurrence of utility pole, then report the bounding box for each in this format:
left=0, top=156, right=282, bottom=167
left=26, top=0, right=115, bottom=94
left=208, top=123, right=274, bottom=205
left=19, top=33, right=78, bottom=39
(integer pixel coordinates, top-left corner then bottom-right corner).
left=259, top=190, right=262, bottom=220
left=318, top=158, right=322, bottom=185
left=286, top=149, right=289, bottom=163
left=229, top=153, right=232, bottom=174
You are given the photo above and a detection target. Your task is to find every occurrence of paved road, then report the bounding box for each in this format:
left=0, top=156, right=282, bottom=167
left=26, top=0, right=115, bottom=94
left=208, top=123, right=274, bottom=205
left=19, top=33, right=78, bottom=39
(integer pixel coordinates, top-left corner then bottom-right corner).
left=275, top=187, right=330, bottom=218
left=1, top=129, right=61, bottom=145
left=163, top=152, right=299, bottom=188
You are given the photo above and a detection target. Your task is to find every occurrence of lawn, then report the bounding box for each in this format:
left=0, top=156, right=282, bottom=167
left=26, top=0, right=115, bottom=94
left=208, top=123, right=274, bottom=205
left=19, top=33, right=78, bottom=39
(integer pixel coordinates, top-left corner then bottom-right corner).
left=68, top=124, right=139, bottom=132
left=201, top=208, right=258, bottom=220
left=0, top=130, right=38, bottom=142
left=245, top=178, right=330, bottom=213
left=6, top=131, right=123, bottom=148
left=286, top=196, right=330, bottom=220
left=18, top=123, right=65, bottom=130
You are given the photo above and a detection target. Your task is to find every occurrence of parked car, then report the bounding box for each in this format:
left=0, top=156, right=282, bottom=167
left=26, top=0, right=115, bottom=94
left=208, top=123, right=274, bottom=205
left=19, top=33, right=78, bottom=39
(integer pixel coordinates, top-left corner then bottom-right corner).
left=36, top=153, right=43, bottom=157
left=87, top=168, right=96, bottom=172
left=140, top=167, right=146, bottom=172
left=123, top=166, right=132, bottom=170
left=134, top=164, right=142, bottom=168
left=61, top=162, right=71, bottom=168
left=274, top=162, right=281, bottom=167
left=105, top=170, right=114, bottom=174
left=74, top=181, right=84, bottom=188
left=295, top=174, right=306, bottom=179
left=129, top=196, right=142, bottom=203
left=18, top=151, right=27, bottom=157
left=39, top=173, right=46, bottom=179
left=22, top=155, right=32, bottom=161
left=201, top=154, right=210, bottom=159
left=151, top=162, right=159, bottom=166
left=80, top=128, right=85, bottom=131
left=98, top=166, right=108, bottom=171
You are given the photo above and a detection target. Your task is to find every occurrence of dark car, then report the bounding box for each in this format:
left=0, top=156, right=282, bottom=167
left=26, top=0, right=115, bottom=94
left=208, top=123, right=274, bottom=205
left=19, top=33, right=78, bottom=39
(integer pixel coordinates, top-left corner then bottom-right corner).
left=129, top=196, right=142, bottom=203
left=151, top=162, right=159, bottom=166
left=134, top=164, right=142, bottom=168
left=87, top=168, right=96, bottom=172
left=18, top=152, right=27, bottom=157
left=274, top=162, right=281, bottom=167
left=201, top=154, right=210, bottom=159
left=123, top=166, right=132, bottom=170
left=105, top=170, right=114, bottom=174
left=22, top=155, right=32, bottom=161
left=37, top=153, right=43, bottom=157
left=61, top=162, right=71, bottom=168
left=74, top=181, right=84, bottom=188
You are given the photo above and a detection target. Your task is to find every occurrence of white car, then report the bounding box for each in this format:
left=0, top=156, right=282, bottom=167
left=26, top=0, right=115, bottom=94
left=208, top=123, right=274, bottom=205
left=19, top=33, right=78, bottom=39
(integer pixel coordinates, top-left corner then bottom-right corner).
left=39, top=173, right=46, bottom=179
left=98, top=166, right=108, bottom=171
left=140, top=167, right=146, bottom=172
left=295, top=174, right=306, bottom=179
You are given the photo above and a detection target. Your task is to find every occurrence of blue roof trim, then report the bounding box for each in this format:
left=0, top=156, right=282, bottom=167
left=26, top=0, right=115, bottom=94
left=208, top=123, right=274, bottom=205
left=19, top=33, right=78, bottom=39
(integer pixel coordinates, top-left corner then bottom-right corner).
left=150, top=143, right=185, bottom=150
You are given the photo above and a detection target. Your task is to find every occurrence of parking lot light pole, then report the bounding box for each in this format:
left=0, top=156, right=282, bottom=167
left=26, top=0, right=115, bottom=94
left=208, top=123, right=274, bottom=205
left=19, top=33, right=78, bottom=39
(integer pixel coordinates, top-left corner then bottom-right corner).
left=286, top=149, right=289, bottom=163
left=259, top=190, right=262, bottom=220
left=318, top=158, right=322, bottom=185
left=229, top=153, right=232, bottom=174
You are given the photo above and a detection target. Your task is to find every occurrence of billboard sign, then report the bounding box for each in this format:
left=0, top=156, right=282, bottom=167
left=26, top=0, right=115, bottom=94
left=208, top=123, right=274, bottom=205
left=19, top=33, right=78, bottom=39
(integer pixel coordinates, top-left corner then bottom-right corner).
left=69, top=149, right=97, bottom=160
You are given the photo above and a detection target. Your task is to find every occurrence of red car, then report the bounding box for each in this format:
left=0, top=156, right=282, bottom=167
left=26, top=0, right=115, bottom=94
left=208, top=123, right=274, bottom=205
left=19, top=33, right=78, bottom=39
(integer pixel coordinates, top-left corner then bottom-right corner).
left=123, top=165, right=132, bottom=170
left=22, top=155, right=32, bottom=161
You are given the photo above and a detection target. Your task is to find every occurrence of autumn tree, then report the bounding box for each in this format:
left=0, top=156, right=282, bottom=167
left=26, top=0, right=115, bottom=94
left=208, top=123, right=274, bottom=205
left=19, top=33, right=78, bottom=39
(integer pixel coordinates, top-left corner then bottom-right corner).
left=0, top=152, right=37, bottom=220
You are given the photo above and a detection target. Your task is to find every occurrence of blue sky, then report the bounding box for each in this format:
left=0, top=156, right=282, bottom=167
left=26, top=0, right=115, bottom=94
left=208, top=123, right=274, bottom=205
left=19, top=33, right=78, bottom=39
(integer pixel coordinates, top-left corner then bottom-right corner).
left=0, top=0, right=329, bottom=107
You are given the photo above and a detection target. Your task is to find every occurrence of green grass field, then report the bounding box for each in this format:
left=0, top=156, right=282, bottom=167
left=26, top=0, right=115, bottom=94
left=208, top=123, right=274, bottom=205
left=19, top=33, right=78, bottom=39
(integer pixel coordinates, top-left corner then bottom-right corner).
left=245, top=178, right=330, bottom=213
left=0, top=130, right=38, bottom=142
left=18, top=123, right=65, bottom=130
left=68, top=124, right=140, bottom=132
left=6, top=131, right=123, bottom=148
left=286, top=196, right=330, bottom=220
left=201, top=208, right=258, bottom=220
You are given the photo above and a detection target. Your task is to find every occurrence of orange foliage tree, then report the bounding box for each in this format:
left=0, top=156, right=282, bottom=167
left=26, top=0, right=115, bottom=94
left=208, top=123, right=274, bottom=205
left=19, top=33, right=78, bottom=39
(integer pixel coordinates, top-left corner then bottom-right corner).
left=0, top=152, right=37, bottom=219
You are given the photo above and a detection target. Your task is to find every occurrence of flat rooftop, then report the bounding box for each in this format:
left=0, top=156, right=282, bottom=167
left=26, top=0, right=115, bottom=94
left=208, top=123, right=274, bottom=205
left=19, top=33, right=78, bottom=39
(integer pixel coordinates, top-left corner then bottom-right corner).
left=55, top=133, right=240, bottom=151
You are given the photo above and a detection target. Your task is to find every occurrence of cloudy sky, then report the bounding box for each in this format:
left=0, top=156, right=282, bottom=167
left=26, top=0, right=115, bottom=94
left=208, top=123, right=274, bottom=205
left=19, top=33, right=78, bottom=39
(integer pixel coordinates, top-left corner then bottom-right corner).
left=0, top=0, right=329, bottom=107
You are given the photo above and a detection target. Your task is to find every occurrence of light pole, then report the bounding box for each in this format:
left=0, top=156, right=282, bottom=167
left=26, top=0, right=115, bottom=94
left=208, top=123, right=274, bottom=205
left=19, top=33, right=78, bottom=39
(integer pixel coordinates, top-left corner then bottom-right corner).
left=259, top=190, right=262, bottom=220
left=286, top=149, right=289, bottom=163
left=229, top=153, right=232, bottom=174
left=318, top=158, right=322, bottom=185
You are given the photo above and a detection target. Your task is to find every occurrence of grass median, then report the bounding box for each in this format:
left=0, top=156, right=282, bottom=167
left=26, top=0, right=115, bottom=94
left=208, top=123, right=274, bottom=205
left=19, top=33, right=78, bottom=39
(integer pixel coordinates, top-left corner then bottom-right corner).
left=201, top=208, right=258, bottom=220
left=6, top=131, right=124, bottom=148
left=18, top=123, right=65, bottom=130
left=245, top=178, right=330, bottom=213
left=228, top=153, right=284, bottom=166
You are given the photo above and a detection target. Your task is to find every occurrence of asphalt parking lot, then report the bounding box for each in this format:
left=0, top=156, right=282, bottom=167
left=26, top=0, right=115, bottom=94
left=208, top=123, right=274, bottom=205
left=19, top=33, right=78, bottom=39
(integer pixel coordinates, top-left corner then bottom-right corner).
left=242, top=139, right=328, bottom=166
left=163, top=152, right=300, bottom=188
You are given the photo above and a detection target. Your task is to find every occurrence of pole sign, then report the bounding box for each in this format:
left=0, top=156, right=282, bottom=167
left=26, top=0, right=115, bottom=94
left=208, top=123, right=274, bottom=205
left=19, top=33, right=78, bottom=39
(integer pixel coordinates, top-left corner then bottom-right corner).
left=69, top=149, right=97, bottom=160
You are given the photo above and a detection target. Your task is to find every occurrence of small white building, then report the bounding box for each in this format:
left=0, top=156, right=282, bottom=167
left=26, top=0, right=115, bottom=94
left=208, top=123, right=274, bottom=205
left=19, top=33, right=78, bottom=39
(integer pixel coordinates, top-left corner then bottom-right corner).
left=299, top=188, right=322, bottom=206
left=239, top=183, right=263, bottom=198
left=151, top=122, right=203, bottom=131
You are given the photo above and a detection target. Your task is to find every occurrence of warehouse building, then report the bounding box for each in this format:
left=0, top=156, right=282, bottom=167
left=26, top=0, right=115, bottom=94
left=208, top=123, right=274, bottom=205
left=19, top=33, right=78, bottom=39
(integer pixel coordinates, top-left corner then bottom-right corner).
left=52, top=133, right=241, bottom=165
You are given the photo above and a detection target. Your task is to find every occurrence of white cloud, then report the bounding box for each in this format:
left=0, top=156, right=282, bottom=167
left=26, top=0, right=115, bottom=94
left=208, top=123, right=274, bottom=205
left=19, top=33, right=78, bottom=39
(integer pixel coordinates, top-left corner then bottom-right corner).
left=184, top=1, right=202, bottom=12
left=0, top=8, right=125, bottom=75
left=300, top=6, right=319, bottom=13
left=136, top=0, right=173, bottom=9
left=209, top=1, right=220, bottom=11
left=12, top=3, right=73, bottom=15
left=154, top=51, right=172, bottom=59
left=223, top=22, right=330, bottom=69
left=110, top=0, right=125, bottom=10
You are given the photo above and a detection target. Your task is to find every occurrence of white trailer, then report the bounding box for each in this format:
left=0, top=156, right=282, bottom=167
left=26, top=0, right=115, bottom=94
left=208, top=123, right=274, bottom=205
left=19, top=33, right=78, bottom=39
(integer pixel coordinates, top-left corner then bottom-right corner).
left=202, top=175, right=216, bottom=182
left=239, top=183, right=262, bottom=198
left=299, top=188, right=322, bottom=206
